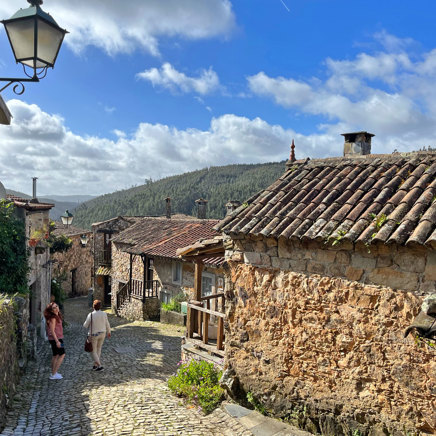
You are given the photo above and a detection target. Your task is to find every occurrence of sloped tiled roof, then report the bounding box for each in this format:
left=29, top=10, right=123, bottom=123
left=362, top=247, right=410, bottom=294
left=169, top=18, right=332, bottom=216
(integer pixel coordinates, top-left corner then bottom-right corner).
left=216, top=152, right=436, bottom=248
left=7, top=195, right=54, bottom=211
left=51, top=222, right=90, bottom=237
left=112, top=217, right=220, bottom=259
left=92, top=215, right=144, bottom=228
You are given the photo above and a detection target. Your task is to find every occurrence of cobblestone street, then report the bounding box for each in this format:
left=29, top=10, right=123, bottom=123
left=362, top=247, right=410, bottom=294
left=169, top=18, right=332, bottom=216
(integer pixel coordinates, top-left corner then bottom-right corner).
left=1, top=298, right=250, bottom=436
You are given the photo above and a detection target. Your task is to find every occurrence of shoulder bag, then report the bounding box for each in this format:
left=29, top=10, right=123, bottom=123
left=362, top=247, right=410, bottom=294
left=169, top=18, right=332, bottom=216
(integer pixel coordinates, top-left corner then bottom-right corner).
left=84, top=314, right=93, bottom=352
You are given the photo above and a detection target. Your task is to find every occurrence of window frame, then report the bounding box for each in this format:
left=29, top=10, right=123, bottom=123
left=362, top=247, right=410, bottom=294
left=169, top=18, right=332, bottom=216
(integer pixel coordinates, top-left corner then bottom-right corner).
left=172, top=261, right=182, bottom=285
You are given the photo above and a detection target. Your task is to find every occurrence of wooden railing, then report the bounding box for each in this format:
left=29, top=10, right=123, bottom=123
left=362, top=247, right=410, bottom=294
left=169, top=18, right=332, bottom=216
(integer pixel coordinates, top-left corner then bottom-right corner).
left=130, top=279, right=143, bottom=299
left=187, top=293, right=225, bottom=351
left=130, top=279, right=160, bottom=301
left=116, top=283, right=130, bottom=312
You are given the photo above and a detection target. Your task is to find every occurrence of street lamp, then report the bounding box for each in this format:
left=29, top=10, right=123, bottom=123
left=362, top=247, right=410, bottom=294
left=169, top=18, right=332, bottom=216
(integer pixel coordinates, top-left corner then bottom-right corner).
left=0, top=0, right=68, bottom=96
left=61, top=209, right=73, bottom=228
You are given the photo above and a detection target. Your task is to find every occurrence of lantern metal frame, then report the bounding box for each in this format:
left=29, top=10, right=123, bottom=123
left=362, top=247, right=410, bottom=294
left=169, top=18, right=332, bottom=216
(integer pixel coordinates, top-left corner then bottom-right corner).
left=80, top=234, right=89, bottom=247
left=61, top=209, right=74, bottom=228
left=0, top=0, right=67, bottom=95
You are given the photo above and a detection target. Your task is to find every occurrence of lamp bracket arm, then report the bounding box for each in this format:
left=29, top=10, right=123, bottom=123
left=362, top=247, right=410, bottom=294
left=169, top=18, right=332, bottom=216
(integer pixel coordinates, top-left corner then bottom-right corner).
left=0, top=77, right=39, bottom=95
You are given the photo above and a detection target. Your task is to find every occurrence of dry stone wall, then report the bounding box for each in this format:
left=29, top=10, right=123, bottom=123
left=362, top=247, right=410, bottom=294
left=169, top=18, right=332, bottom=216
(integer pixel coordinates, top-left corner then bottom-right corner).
left=0, top=295, right=31, bottom=432
left=224, top=235, right=436, bottom=434
left=0, top=299, right=18, bottom=431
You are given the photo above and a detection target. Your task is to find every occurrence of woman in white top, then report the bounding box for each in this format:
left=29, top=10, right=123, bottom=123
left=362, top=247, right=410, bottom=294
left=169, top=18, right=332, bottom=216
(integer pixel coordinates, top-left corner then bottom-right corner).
left=83, top=299, right=111, bottom=371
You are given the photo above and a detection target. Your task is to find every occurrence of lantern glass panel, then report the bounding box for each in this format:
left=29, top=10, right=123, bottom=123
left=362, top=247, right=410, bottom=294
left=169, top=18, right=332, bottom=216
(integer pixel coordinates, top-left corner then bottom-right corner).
left=4, top=18, right=35, bottom=66
left=37, top=19, right=64, bottom=66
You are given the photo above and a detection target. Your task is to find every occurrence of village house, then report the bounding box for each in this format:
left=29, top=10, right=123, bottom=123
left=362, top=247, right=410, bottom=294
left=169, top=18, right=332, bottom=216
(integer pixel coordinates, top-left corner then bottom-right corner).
left=92, top=216, right=144, bottom=306
left=208, top=133, right=436, bottom=435
left=51, top=223, right=93, bottom=297
left=5, top=179, right=54, bottom=340
left=110, top=213, right=224, bottom=321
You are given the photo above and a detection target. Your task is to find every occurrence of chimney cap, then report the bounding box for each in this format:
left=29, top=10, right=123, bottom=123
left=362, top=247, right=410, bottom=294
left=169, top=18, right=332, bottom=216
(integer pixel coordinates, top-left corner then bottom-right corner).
left=195, top=198, right=208, bottom=204
left=341, top=131, right=375, bottom=138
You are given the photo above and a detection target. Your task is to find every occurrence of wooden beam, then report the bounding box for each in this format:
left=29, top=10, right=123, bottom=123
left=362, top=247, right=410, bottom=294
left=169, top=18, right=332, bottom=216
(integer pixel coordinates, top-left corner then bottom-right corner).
left=200, top=293, right=225, bottom=301
left=186, top=303, right=226, bottom=318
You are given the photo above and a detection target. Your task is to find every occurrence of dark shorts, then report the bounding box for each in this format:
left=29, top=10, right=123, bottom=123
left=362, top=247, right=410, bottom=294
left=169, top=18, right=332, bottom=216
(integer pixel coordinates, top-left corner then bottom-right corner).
left=49, top=339, right=65, bottom=356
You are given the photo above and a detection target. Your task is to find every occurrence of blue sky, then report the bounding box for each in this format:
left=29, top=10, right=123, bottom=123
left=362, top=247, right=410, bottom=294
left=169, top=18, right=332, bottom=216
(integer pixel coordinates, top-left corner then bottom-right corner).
left=0, top=0, right=436, bottom=195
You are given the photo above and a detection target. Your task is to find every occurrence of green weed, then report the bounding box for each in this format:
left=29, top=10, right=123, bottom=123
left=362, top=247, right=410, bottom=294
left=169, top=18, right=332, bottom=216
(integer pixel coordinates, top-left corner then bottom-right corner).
left=168, top=359, right=224, bottom=414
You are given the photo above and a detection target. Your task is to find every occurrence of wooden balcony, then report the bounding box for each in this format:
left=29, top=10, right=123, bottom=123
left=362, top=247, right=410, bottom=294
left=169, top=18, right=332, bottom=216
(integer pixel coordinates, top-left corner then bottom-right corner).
left=116, top=279, right=160, bottom=313
left=186, top=293, right=225, bottom=356
left=130, top=278, right=160, bottom=301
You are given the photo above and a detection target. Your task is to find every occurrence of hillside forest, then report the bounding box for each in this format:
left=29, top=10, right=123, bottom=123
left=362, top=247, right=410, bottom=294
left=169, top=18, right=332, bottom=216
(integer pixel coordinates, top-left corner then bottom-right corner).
left=73, top=161, right=287, bottom=229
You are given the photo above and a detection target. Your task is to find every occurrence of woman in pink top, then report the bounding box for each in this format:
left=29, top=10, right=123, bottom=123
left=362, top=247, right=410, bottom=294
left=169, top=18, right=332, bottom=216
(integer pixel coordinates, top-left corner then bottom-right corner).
left=44, top=302, right=65, bottom=380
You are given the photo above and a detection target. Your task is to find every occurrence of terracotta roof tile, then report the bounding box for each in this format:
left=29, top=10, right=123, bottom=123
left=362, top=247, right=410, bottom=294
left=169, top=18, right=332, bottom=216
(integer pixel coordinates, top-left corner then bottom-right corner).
left=216, top=152, right=436, bottom=248
left=7, top=195, right=54, bottom=211
left=112, top=217, right=220, bottom=260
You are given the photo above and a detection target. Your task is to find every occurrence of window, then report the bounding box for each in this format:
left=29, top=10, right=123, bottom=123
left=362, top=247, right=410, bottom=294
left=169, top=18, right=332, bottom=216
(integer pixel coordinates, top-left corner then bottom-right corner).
left=172, top=261, right=182, bottom=284
left=160, top=290, right=171, bottom=304
left=201, top=272, right=215, bottom=297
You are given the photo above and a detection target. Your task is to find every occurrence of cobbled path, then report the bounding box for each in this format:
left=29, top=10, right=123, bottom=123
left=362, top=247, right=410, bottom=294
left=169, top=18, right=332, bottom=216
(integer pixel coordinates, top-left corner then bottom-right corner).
left=1, top=298, right=251, bottom=436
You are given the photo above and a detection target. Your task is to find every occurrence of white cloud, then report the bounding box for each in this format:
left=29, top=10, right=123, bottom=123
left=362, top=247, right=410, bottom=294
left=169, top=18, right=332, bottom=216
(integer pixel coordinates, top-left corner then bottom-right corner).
left=0, top=100, right=299, bottom=195
left=0, top=0, right=236, bottom=56
left=247, top=32, right=436, bottom=138
left=137, top=63, right=220, bottom=95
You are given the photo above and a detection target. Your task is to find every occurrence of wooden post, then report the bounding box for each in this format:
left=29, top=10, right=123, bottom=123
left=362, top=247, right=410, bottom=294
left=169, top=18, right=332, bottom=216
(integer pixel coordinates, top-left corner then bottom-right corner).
left=142, top=255, right=147, bottom=301
left=194, top=261, right=204, bottom=301
left=203, top=311, right=209, bottom=344
left=187, top=306, right=194, bottom=338
left=197, top=309, right=202, bottom=337
left=129, top=253, right=133, bottom=295
left=217, top=317, right=224, bottom=350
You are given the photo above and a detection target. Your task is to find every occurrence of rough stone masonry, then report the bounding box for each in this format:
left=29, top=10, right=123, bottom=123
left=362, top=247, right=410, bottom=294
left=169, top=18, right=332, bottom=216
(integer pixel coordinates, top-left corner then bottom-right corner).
left=224, top=235, right=436, bottom=435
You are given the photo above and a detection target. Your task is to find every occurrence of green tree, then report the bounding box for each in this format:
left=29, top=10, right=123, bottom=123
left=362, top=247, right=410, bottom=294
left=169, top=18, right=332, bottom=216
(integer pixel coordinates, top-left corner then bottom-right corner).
left=0, top=200, right=29, bottom=294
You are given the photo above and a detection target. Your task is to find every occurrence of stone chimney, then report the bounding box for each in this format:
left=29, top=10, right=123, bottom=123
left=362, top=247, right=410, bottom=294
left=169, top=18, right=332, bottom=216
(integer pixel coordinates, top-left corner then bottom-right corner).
left=341, top=131, right=374, bottom=157
left=195, top=198, right=208, bottom=219
left=30, top=177, right=39, bottom=203
left=165, top=197, right=171, bottom=219
left=226, top=200, right=241, bottom=216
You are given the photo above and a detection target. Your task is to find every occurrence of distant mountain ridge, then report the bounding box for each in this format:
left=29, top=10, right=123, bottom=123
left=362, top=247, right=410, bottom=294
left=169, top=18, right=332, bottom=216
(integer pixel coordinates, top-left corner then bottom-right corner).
left=6, top=190, right=93, bottom=221
left=73, top=161, right=287, bottom=229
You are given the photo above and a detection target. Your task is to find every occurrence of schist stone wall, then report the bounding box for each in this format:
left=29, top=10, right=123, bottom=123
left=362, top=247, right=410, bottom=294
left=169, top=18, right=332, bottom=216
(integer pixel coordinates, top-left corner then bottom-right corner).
left=111, top=243, right=221, bottom=305
left=111, top=243, right=144, bottom=308
left=93, top=218, right=134, bottom=302
left=0, top=300, right=18, bottom=431
left=0, top=296, right=31, bottom=432
left=224, top=235, right=436, bottom=435
left=52, top=234, right=93, bottom=297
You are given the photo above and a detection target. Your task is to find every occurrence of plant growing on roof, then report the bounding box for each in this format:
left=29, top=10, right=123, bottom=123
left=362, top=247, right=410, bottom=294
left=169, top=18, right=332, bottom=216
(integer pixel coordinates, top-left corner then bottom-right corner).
left=328, top=229, right=347, bottom=247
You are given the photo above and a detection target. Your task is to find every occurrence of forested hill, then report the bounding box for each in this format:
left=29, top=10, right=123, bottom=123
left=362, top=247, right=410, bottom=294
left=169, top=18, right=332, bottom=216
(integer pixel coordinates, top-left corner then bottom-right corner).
left=73, top=161, right=286, bottom=229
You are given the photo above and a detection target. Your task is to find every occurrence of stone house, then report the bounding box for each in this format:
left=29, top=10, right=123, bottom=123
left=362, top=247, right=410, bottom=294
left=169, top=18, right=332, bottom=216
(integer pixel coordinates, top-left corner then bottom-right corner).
left=215, top=133, right=436, bottom=434
left=92, top=216, right=143, bottom=306
left=51, top=223, right=93, bottom=297
left=7, top=193, right=54, bottom=339
left=111, top=217, right=224, bottom=321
